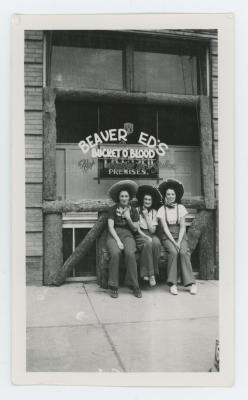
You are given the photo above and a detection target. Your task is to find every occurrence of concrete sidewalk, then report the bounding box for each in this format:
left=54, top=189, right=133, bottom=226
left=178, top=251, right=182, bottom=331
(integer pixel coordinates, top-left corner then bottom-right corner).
left=26, top=280, right=218, bottom=372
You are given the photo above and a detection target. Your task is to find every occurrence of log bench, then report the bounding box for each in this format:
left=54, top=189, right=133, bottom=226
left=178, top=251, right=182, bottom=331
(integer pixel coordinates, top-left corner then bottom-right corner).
left=97, top=211, right=197, bottom=288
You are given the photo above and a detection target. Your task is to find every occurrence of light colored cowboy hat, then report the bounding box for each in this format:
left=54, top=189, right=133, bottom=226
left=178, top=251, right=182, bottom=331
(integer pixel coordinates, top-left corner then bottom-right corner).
left=108, top=180, right=138, bottom=202
left=158, top=179, right=184, bottom=203
left=136, top=185, right=162, bottom=210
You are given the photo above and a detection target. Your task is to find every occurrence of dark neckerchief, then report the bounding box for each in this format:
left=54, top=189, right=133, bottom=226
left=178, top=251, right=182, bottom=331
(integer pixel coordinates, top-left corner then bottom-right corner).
left=164, top=200, right=176, bottom=209
left=138, top=206, right=154, bottom=221
left=116, top=204, right=131, bottom=218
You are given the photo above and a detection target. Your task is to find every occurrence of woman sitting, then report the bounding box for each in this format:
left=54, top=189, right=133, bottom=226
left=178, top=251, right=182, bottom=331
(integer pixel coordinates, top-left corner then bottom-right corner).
left=135, top=185, right=162, bottom=287
left=106, top=180, right=142, bottom=299
left=157, top=179, right=197, bottom=296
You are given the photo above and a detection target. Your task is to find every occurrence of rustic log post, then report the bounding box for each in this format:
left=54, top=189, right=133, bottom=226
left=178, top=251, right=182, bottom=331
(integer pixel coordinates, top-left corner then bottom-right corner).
left=199, top=211, right=215, bottom=279
left=51, top=213, right=108, bottom=286
left=187, top=210, right=212, bottom=252
left=215, top=206, right=219, bottom=279
left=199, top=96, right=215, bottom=209
left=187, top=210, right=215, bottom=280
left=96, top=227, right=109, bottom=289
left=43, top=213, right=63, bottom=285
left=43, top=87, right=57, bottom=200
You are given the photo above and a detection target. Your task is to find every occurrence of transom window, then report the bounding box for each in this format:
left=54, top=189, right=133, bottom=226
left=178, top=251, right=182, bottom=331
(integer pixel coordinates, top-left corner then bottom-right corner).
left=50, top=31, right=207, bottom=95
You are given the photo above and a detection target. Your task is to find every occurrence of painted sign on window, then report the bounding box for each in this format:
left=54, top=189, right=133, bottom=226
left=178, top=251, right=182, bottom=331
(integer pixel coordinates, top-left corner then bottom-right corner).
left=98, top=147, right=159, bottom=179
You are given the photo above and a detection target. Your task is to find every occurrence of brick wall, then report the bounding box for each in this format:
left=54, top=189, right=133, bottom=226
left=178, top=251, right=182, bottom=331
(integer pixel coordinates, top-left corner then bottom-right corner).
left=25, top=30, right=44, bottom=285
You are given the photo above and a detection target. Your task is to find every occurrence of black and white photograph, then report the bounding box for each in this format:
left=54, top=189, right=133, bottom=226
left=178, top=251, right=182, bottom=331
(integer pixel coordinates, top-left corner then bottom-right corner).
left=10, top=13, right=234, bottom=386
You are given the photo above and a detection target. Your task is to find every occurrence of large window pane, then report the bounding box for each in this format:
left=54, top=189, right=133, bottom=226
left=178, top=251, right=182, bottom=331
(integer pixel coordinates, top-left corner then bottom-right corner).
left=51, top=46, right=123, bottom=90
left=133, top=51, right=198, bottom=94
left=99, top=104, right=157, bottom=144
left=158, top=106, right=200, bottom=146
left=56, top=101, right=98, bottom=143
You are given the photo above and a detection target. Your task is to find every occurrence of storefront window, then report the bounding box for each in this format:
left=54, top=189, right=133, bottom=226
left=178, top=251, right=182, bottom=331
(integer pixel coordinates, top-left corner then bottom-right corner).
left=52, top=32, right=206, bottom=200
left=158, top=105, right=199, bottom=145
left=56, top=100, right=202, bottom=199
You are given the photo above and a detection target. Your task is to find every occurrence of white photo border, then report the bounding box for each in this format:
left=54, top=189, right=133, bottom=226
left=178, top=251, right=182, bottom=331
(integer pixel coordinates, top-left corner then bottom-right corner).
left=11, top=13, right=234, bottom=386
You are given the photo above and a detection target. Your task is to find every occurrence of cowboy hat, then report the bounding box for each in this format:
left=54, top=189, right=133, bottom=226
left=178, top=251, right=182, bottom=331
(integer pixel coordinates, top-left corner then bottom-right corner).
left=136, top=185, right=162, bottom=210
left=108, top=180, right=138, bottom=203
left=158, top=179, right=184, bottom=203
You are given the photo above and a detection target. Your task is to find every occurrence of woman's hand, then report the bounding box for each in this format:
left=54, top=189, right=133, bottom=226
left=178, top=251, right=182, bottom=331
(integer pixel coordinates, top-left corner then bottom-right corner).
left=173, top=241, right=180, bottom=252
left=123, top=208, right=131, bottom=220
left=145, top=235, right=152, bottom=243
left=117, top=239, right=124, bottom=250
left=176, top=240, right=182, bottom=249
left=142, top=208, right=149, bottom=217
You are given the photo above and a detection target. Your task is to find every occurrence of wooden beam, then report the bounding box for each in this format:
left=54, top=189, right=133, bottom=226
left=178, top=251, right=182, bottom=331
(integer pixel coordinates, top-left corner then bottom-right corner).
left=43, top=87, right=57, bottom=200
left=43, top=197, right=208, bottom=214
left=199, top=96, right=215, bottom=209
left=43, top=199, right=114, bottom=214
left=43, top=213, right=63, bottom=285
left=51, top=213, right=108, bottom=286
left=55, top=87, right=199, bottom=107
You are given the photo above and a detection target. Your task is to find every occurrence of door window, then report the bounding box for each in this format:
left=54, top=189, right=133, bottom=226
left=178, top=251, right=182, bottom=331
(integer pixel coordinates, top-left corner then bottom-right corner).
left=62, top=227, right=96, bottom=277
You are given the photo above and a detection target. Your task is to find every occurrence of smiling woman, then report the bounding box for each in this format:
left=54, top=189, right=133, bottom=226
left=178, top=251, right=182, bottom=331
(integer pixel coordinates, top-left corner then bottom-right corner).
left=106, top=180, right=142, bottom=298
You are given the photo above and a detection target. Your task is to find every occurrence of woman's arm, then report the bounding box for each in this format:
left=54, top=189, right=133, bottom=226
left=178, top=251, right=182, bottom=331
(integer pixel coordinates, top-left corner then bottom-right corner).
left=123, top=209, right=138, bottom=232
left=177, top=216, right=186, bottom=247
left=159, top=217, right=179, bottom=251
left=108, top=219, right=124, bottom=250
left=143, top=211, right=156, bottom=234
left=137, top=226, right=152, bottom=241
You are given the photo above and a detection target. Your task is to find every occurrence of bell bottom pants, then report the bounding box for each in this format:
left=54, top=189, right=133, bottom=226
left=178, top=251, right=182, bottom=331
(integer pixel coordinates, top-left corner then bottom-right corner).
left=106, top=227, right=139, bottom=289
left=135, top=230, right=161, bottom=278
left=161, top=236, right=195, bottom=286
